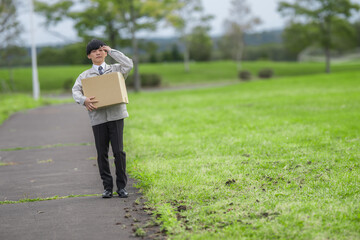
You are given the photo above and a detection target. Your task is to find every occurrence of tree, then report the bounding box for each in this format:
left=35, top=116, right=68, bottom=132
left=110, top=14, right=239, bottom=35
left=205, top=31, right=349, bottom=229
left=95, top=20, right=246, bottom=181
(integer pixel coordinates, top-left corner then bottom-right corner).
left=0, top=0, right=23, bottom=91
left=221, top=0, right=261, bottom=72
left=170, top=44, right=182, bottom=62
left=188, top=25, right=213, bottom=61
left=35, top=0, right=126, bottom=57
left=160, top=43, right=183, bottom=62
left=37, top=42, right=88, bottom=66
left=117, top=0, right=181, bottom=91
left=0, top=45, right=27, bottom=92
left=353, top=20, right=360, bottom=48
left=142, top=41, right=159, bottom=63
left=0, top=0, right=21, bottom=47
left=35, top=0, right=180, bottom=91
left=169, top=0, right=213, bottom=72
left=278, top=0, right=360, bottom=73
left=281, top=22, right=318, bottom=57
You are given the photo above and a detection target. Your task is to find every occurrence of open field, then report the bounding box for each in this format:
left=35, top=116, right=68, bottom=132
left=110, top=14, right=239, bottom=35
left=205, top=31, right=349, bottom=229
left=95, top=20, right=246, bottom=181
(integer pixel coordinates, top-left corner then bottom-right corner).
left=0, top=63, right=359, bottom=239
left=0, top=60, right=359, bottom=92
left=124, top=71, right=360, bottom=239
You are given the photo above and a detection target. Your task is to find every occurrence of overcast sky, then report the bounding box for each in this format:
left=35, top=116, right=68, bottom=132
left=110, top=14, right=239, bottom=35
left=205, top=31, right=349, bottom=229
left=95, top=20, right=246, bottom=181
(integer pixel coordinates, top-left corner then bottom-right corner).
left=18, top=0, right=358, bottom=46
left=205, top=0, right=284, bottom=32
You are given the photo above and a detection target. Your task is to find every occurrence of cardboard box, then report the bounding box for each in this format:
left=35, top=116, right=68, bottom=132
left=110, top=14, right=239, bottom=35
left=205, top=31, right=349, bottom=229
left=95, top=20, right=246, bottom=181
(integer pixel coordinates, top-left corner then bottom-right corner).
left=81, top=72, right=128, bottom=108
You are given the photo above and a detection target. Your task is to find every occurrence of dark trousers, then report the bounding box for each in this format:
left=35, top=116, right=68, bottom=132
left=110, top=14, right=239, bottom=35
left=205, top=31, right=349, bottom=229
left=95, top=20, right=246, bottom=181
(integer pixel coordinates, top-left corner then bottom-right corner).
left=92, top=119, right=127, bottom=191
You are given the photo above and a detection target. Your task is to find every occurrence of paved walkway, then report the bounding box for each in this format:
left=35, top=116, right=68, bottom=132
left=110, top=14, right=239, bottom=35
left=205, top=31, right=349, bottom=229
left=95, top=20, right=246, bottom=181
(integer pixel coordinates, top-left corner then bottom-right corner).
left=0, top=104, right=160, bottom=240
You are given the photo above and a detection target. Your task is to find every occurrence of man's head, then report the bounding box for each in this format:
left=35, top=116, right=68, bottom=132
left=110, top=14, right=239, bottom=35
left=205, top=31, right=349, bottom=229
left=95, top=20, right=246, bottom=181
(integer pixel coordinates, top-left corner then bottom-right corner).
left=86, top=39, right=106, bottom=55
left=86, top=39, right=107, bottom=65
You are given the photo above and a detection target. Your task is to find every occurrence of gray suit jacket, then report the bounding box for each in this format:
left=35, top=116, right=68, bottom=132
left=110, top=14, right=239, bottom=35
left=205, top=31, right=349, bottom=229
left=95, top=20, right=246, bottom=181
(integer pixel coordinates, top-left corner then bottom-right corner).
left=72, top=49, right=133, bottom=126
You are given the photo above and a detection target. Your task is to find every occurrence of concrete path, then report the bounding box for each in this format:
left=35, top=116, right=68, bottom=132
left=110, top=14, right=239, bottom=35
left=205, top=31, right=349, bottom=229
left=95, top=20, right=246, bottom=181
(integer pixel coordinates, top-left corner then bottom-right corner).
left=0, top=104, right=161, bottom=240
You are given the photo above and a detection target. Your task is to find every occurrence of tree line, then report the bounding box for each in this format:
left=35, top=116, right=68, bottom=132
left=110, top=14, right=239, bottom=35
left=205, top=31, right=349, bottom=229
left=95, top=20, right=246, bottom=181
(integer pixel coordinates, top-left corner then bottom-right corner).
left=10, top=31, right=294, bottom=67
left=1, top=0, right=360, bottom=89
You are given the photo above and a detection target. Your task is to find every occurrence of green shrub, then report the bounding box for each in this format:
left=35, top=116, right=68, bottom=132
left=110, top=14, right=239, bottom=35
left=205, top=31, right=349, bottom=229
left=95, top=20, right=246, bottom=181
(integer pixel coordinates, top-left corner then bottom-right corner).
left=63, top=78, right=74, bottom=90
left=126, top=74, right=162, bottom=88
left=258, top=68, right=274, bottom=79
left=238, top=70, right=252, bottom=81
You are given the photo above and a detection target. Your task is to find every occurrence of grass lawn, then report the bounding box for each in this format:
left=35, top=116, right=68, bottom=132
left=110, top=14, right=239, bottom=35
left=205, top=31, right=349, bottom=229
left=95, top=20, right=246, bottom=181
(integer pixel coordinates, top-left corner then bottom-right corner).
left=0, top=60, right=359, bottom=92
left=0, top=61, right=359, bottom=239
left=0, top=94, right=72, bottom=125
left=125, top=71, right=360, bottom=239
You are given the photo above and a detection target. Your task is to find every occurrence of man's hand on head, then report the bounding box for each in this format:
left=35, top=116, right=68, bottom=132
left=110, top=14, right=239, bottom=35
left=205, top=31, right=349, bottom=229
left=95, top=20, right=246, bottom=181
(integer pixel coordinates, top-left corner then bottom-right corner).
left=84, top=96, right=98, bottom=112
left=101, top=45, right=111, bottom=53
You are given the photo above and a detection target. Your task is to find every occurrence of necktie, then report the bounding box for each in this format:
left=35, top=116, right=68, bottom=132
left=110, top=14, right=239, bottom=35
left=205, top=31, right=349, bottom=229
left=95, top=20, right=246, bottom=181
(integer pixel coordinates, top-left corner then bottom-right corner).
left=98, top=66, right=104, bottom=75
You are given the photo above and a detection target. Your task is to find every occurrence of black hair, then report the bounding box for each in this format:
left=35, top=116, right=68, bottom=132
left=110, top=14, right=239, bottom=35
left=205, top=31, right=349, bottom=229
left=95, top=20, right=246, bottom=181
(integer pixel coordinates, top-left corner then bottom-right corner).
left=86, top=39, right=106, bottom=55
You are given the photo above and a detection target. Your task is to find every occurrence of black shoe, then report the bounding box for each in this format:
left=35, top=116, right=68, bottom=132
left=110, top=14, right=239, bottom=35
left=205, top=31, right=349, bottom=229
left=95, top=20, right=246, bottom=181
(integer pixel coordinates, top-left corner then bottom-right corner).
left=102, top=190, right=113, bottom=198
left=117, top=189, right=128, bottom=198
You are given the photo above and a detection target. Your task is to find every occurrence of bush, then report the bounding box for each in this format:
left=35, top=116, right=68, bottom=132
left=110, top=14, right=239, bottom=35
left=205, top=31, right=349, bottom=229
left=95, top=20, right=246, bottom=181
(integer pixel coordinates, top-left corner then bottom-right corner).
left=238, top=70, right=252, bottom=81
left=126, top=74, right=162, bottom=88
left=63, top=78, right=74, bottom=90
left=258, top=68, right=274, bottom=79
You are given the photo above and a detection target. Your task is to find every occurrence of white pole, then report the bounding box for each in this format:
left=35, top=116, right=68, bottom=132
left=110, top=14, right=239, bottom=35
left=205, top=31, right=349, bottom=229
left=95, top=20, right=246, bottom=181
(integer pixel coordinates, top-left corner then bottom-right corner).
left=30, top=0, right=40, bottom=100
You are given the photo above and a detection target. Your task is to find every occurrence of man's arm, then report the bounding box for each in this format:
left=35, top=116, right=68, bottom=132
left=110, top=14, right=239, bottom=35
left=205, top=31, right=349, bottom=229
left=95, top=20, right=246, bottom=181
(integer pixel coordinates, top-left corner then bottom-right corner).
left=72, top=75, right=86, bottom=105
left=102, top=46, right=133, bottom=78
left=72, top=74, right=98, bottom=111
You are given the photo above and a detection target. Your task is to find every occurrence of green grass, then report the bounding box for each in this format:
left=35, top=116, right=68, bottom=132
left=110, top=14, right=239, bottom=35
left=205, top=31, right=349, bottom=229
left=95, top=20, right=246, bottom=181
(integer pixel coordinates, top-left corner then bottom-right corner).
left=124, top=71, right=360, bottom=239
left=0, top=65, right=88, bottom=92
left=0, top=142, right=92, bottom=152
left=1, top=60, right=360, bottom=92
left=0, top=94, right=72, bottom=125
left=1, top=62, right=359, bottom=239
left=0, top=194, right=100, bottom=205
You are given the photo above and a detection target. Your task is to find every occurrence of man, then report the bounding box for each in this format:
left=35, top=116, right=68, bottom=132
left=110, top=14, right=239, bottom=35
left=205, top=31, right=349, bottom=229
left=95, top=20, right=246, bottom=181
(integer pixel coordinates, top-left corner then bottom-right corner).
left=72, top=39, right=133, bottom=198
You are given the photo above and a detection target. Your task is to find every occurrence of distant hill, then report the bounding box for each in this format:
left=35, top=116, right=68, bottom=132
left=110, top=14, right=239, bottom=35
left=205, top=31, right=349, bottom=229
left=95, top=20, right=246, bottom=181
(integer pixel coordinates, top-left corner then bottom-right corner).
left=243, top=29, right=283, bottom=46
left=140, top=29, right=283, bottom=51
left=14, top=29, right=284, bottom=67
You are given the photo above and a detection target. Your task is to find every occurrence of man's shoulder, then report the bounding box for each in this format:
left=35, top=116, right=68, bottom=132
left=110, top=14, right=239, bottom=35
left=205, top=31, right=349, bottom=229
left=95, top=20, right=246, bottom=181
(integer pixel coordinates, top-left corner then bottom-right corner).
left=78, top=67, right=95, bottom=78
left=80, top=67, right=93, bottom=75
left=105, top=63, right=121, bottom=71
